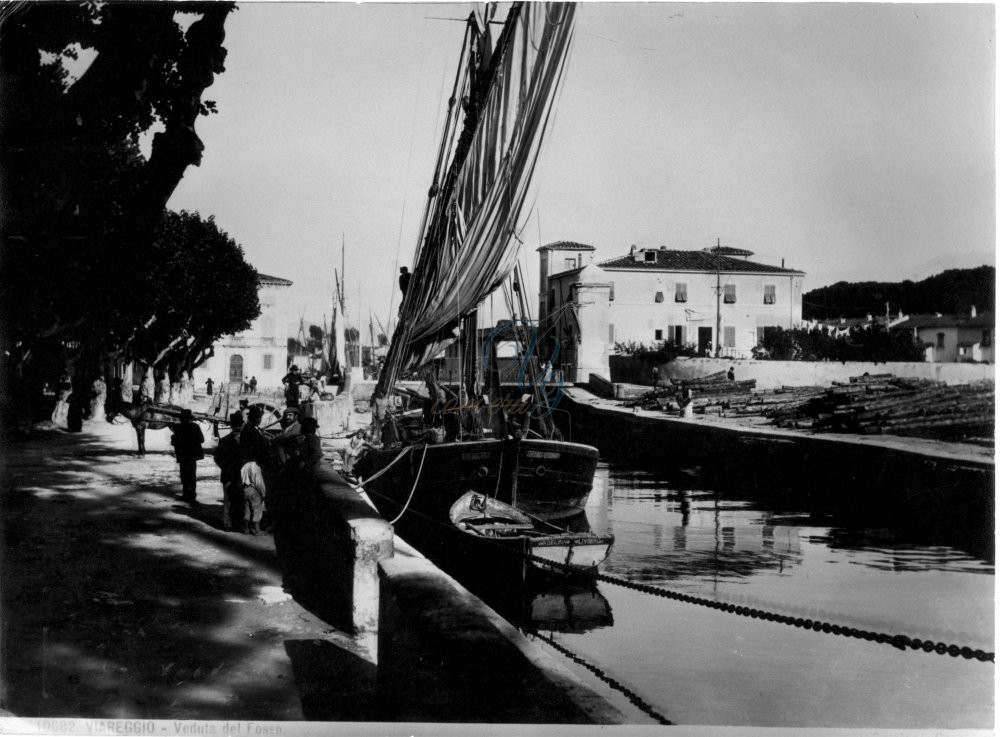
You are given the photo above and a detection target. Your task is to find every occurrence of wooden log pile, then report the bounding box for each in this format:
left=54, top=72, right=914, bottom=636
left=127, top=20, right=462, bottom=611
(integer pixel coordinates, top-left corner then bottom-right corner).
left=768, top=375, right=994, bottom=442
left=617, top=371, right=993, bottom=444
left=621, top=372, right=758, bottom=413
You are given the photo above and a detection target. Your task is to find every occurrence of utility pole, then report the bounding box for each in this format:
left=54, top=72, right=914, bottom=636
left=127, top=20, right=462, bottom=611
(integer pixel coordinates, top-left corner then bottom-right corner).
left=714, top=238, right=722, bottom=357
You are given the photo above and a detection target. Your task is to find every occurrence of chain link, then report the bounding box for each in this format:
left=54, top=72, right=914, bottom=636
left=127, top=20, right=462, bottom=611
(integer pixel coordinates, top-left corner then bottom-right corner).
left=528, top=629, right=673, bottom=725
left=543, top=557, right=995, bottom=663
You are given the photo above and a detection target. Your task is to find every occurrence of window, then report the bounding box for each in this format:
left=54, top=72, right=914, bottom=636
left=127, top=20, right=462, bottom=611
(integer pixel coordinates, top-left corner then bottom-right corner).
left=548, top=289, right=555, bottom=310
left=763, top=284, right=776, bottom=304
left=723, top=284, right=736, bottom=304
left=654, top=329, right=663, bottom=341
left=670, top=325, right=684, bottom=344
left=936, top=333, right=945, bottom=348
left=564, top=257, right=577, bottom=271
left=609, top=281, right=615, bottom=301
left=654, top=291, right=664, bottom=303
left=262, top=337, right=276, bottom=346
left=983, top=330, right=992, bottom=347
left=644, top=251, right=657, bottom=262
left=674, top=283, right=687, bottom=303
left=263, top=354, right=273, bottom=370
left=723, top=326, right=736, bottom=348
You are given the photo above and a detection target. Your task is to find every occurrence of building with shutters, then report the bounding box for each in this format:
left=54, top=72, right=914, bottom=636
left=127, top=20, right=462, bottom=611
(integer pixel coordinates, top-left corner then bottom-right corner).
left=193, top=272, right=294, bottom=391
left=538, top=242, right=805, bottom=380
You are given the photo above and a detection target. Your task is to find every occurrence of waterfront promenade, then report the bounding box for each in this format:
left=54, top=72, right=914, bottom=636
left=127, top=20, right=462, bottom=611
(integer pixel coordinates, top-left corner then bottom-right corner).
left=0, top=420, right=620, bottom=724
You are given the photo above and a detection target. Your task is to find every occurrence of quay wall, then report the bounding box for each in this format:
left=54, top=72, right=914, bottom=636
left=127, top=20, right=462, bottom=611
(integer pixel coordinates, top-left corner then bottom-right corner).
left=377, top=537, right=624, bottom=723
left=281, top=467, right=393, bottom=639
left=284, top=465, right=624, bottom=722
left=563, top=389, right=994, bottom=556
left=611, top=356, right=995, bottom=389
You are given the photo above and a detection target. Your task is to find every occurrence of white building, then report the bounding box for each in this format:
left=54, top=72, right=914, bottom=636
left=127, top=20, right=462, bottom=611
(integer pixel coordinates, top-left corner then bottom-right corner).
left=539, top=242, right=805, bottom=380
left=891, top=308, right=995, bottom=364
left=194, top=273, right=294, bottom=390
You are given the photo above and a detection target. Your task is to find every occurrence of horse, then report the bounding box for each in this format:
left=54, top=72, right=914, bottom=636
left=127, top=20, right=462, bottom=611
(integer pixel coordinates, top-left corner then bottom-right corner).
left=105, top=400, right=184, bottom=456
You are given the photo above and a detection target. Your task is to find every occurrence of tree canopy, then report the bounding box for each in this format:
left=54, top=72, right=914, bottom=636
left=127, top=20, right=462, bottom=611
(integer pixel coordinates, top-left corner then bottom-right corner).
left=0, top=1, right=236, bottom=371
left=803, top=266, right=995, bottom=320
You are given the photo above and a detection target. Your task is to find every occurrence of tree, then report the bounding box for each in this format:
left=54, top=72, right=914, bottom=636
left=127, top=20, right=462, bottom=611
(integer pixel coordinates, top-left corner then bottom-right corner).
left=0, top=2, right=235, bottom=423
left=123, top=210, right=260, bottom=401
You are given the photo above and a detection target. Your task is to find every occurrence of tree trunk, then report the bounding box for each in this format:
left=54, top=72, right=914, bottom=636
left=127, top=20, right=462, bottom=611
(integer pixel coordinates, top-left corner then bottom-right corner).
left=140, top=367, right=155, bottom=403
left=156, top=374, right=170, bottom=404
left=88, top=376, right=107, bottom=423
left=178, top=370, right=194, bottom=405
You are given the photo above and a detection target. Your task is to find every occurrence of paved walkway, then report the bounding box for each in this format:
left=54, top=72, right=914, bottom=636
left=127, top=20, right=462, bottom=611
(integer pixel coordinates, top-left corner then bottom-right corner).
left=0, top=420, right=374, bottom=720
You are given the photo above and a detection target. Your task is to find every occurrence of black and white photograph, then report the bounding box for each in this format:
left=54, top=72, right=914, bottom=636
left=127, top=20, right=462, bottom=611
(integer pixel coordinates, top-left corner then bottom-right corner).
left=0, top=1, right=994, bottom=734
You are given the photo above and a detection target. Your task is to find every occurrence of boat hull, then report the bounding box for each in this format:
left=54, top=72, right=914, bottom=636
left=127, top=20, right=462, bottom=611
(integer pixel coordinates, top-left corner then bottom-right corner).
left=353, top=437, right=599, bottom=523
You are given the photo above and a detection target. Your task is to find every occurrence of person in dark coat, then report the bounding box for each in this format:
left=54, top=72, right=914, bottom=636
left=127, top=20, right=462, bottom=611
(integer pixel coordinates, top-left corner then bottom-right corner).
left=171, top=409, right=205, bottom=503
left=214, top=411, right=245, bottom=531
left=282, top=365, right=303, bottom=409
left=727, top=366, right=736, bottom=381
left=239, top=405, right=270, bottom=466
left=205, top=377, right=214, bottom=396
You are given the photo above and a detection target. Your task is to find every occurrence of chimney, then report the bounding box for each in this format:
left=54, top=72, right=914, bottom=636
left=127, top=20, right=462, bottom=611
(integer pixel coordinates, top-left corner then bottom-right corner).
left=971, top=305, right=977, bottom=317
left=781, top=258, right=785, bottom=268
left=629, top=244, right=636, bottom=257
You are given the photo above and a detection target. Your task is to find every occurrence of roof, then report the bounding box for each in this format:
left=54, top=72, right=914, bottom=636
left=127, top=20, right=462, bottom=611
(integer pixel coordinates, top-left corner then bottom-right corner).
left=537, top=241, right=597, bottom=252
left=892, top=312, right=994, bottom=330
left=257, top=272, right=293, bottom=286
left=598, top=249, right=804, bottom=275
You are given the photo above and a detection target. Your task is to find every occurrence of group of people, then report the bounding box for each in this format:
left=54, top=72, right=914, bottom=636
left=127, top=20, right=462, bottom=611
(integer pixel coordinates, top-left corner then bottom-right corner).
left=169, top=402, right=324, bottom=536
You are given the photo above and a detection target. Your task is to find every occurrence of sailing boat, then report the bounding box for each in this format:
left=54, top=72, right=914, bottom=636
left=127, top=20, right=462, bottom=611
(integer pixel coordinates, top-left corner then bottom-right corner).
left=349, top=2, right=598, bottom=526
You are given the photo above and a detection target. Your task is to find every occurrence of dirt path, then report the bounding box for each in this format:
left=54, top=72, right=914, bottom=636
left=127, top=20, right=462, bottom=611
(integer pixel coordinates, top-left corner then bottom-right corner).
left=1, top=421, right=373, bottom=720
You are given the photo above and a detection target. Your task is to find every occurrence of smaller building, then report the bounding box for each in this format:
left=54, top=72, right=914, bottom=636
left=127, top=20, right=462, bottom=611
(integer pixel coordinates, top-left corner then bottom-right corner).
left=194, top=273, right=294, bottom=390
left=891, top=308, right=994, bottom=363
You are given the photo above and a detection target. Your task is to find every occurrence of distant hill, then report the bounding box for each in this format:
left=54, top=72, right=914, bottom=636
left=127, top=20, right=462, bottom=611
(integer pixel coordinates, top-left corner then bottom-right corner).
left=803, top=266, right=995, bottom=320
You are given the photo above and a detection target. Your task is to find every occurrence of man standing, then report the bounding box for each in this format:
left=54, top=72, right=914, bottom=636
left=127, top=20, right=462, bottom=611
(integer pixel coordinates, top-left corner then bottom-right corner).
left=214, top=411, right=245, bottom=531
left=238, top=405, right=270, bottom=535
left=171, top=409, right=205, bottom=503
left=249, top=376, right=257, bottom=394
left=282, top=365, right=303, bottom=409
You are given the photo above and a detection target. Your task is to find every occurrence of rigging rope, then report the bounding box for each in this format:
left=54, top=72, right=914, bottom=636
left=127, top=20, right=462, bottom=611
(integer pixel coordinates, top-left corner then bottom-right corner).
left=387, top=443, right=429, bottom=525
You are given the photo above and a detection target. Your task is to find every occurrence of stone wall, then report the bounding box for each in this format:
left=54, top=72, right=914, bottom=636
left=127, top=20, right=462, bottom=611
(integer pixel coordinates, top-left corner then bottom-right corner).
left=610, top=356, right=995, bottom=390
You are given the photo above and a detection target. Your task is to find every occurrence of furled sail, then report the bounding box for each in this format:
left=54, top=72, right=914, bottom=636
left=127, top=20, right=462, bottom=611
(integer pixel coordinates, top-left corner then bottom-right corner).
left=377, top=2, right=577, bottom=395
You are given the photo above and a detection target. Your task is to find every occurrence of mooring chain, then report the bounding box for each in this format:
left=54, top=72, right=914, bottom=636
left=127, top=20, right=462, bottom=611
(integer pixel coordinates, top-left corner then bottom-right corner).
left=573, top=562, right=994, bottom=664
left=528, top=629, right=673, bottom=725
left=359, top=487, right=993, bottom=664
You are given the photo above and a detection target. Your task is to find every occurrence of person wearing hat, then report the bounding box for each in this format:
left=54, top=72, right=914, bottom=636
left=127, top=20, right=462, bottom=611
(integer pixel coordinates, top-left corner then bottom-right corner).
left=170, top=408, right=205, bottom=503
left=295, top=416, right=323, bottom=472
left=214, top=411, right=246, bottom=531
left=237, top=405, right=270, bottom=535
left=281, top=365, right=303, bottom=409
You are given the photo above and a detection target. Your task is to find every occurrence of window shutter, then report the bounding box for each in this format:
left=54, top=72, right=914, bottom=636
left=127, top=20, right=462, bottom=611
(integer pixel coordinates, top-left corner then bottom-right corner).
left=609, top=281, right=615, bottom=301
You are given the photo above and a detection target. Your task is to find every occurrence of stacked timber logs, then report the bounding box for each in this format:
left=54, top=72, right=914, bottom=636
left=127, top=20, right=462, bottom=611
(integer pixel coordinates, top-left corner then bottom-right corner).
left=617, top=371, right=993, bottom=444
left=621, top=372, right=759, bottom=414
left=768, top=374, right=994, bottom=442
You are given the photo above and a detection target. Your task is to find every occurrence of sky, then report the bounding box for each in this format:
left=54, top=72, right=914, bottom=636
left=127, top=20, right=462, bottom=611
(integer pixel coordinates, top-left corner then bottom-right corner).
left=166, top=1, right=996, bottom=330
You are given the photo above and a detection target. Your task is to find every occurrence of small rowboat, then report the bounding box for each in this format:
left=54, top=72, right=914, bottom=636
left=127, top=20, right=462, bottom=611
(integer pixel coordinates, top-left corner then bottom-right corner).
left=449, top=492, right=614, bottom=577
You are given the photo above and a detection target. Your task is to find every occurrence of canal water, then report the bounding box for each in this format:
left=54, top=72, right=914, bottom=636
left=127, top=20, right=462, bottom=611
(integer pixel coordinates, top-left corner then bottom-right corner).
left=518, top=460, right=994, bottom=728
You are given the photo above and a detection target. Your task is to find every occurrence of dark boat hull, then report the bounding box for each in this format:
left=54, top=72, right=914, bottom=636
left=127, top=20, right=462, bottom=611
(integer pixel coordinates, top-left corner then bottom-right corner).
left=353, top=437, right=599, bottom=523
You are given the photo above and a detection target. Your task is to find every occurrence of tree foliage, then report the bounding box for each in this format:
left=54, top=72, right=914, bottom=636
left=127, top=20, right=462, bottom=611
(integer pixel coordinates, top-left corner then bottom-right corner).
left=754, top=326, right=925, bottom=362
left=126, top=210, right=260, bottom=375
left=0, top=1, right=236, bottom=369
left=803, top=266, right=995, bottom=320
